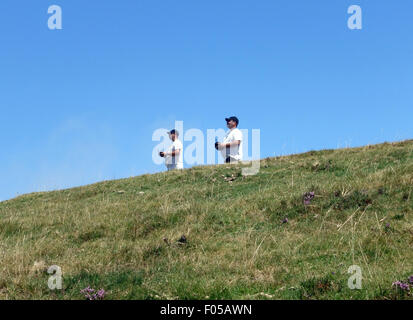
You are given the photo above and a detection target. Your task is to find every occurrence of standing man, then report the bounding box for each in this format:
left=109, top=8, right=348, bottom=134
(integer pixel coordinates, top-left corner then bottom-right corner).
left=216, top=116, right=243, bottom=163
left=159, top=129, right=183, bottom=170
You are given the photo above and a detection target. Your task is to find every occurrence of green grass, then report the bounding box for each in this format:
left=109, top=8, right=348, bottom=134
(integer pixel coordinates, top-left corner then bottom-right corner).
left=1, top=140, right=413, bottom=300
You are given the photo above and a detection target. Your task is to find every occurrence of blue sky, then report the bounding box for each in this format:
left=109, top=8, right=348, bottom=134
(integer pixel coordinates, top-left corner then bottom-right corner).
left=1, top=0, right=412, bottom=201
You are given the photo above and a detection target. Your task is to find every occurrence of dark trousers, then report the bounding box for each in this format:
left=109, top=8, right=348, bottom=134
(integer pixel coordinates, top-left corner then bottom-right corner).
left=225, top=157, right=238, bottom=163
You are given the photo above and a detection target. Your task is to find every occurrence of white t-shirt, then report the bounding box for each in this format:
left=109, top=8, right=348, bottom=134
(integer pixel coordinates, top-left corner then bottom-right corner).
left=165, top=139, right=183, bottom=169
left=221, top=128, right=243, bottom=161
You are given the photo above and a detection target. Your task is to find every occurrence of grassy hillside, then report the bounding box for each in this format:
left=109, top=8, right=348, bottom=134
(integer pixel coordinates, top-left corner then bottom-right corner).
left=1, top=140, right=413, bottom=300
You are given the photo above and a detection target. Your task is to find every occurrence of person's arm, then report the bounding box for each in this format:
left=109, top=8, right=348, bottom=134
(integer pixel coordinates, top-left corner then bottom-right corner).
left=217, top=140, right=240, bottom=150
left=165, top=148, right=181, bottom=157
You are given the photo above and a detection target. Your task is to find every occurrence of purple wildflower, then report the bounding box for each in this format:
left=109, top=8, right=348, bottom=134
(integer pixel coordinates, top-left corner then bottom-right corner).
left=282, top=218, right=288, bottom=224
left=303, top=191, right=315, bottom=205
left=97, top=289, right=106, bottom=299
left=392, top=281, right=410, bottom=291
left=408, top=275, right=413, bottom=284
left=81, top=286, right=106, bottom=300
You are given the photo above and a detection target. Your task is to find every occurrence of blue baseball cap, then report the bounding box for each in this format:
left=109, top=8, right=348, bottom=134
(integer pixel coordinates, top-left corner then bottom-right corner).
left=225, top=116, right=239, bottom=126
left=168, top=129, right=179, bottom=136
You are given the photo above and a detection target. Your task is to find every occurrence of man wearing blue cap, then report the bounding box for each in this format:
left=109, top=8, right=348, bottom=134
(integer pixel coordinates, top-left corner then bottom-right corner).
left=215, top=116, right=243, bottom=163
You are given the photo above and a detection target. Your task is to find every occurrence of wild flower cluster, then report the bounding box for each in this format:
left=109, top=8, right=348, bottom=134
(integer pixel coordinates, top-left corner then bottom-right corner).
left=392, top=275, right=413, bottom=294
left=80, top=286, right=106, bottom=300
left=303, top=192, right=315, bottom=205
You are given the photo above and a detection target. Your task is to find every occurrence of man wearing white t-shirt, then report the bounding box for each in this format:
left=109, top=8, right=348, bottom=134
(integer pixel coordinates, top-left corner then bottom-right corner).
left=159, top=129, right=183, bottom=170
left=216, top=116, right=243, bottom=163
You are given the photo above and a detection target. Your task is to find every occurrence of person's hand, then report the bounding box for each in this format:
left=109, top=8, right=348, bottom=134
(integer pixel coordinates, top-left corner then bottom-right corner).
left=159, top=151, right=165, bottom=157
left=216, top=143, right=225, bottom=150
